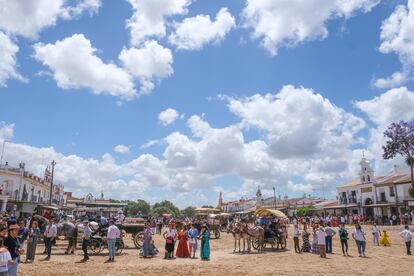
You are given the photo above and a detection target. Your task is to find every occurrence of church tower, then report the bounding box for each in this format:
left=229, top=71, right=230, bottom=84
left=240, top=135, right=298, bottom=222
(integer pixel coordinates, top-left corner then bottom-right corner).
left=256, top=187, right=262, bottom=209
left=218, top=192, right=223, bottom=210
left=359, top=156, right=374, bottom=184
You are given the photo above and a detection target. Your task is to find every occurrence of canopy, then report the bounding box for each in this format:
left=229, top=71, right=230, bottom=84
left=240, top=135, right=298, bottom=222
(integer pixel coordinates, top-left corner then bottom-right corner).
left=162, top=214, right=173, bottom=217
left=194, top=208, right=221, bottom=213
left=218, top=213, right=231, bottom=217
left=255, top=208, right=287, bottom=218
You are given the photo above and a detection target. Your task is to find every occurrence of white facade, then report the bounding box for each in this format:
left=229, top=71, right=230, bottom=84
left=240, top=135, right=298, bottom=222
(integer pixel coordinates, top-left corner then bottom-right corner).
left=335, top=158, right=414, bottom=219
left=0, top=164, right=65, bottom=215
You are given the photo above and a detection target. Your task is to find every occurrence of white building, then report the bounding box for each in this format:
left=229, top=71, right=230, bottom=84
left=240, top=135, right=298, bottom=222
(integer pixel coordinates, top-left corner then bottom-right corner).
left=330, top=157, right=414, bottom=221
left=0, top=163, right=65, bottom=216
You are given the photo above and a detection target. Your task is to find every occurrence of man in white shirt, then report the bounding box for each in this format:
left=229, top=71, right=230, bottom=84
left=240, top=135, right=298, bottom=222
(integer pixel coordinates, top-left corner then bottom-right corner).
left=372, top=223, right=380, bottom=246
left=44, top=219, right=57, bottom=261
left=316, top=226, right=327, bottom=258
left=400, top=225, right=412, bottom=255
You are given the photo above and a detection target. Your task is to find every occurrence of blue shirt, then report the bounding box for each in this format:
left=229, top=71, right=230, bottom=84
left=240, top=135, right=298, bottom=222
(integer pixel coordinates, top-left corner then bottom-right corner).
left=100, top=217, right=108, bottom=226
left=338, top=228, right=349, bottom=240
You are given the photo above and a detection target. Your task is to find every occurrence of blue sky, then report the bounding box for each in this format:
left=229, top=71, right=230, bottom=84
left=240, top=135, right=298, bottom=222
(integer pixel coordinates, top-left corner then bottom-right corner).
left=1, top=0, right=414, bottom=208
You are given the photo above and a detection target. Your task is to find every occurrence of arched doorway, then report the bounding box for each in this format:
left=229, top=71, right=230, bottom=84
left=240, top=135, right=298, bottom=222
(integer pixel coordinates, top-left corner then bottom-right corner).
left=364, top=198, right=374, bottom=219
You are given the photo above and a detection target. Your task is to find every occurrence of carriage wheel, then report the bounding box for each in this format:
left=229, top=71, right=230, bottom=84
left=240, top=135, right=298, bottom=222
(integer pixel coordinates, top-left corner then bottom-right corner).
left=279, top=237, right=287, bottom=249
left=252, top=239, right=261, bottom=250
left=133, top=232, right=144, bottom=249
left=214, top=229, right=221, bottom=239
left=89, top=239, right=102, bottom=254
left=115, top=239, right=125, bottom=255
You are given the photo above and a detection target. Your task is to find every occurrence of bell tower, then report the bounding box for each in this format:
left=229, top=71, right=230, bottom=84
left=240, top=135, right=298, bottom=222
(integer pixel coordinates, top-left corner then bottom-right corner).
left=359, top=154, right=374, bottom=184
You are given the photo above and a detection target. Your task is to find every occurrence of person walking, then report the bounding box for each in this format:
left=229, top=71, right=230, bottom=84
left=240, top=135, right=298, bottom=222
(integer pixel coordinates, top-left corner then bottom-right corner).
left=105, top=220, right=120, bottom=263
left=188, top=224, right=198, bottom=258
left=43, top=219, right=57, bottom=261
left=338, top=224, right=349, bottom=256
left=17, top=221, right=28, bottom=249
left=400, top=225, right=412, bottom=255
left=352, top=223, right=366, bottom=257
left=325, top=225, right=336, bottom=254
left=293, top=224, right=301, bottom=253
left=4, top=224, right=23, bottom=276
left=380, top=230, right=391, bottom=246
left=26, top=221, right=40, bottom=263
left=200, top=225, right=210, bottom=261
left=141, top=222, right=152, bottom=258
left=372, top=223, right=380, bottom=246
left=316, top=225, right=327, bottom=258
left=81, top=220, right=92, bottom=262
left=301, top=224, right=311, bottom=253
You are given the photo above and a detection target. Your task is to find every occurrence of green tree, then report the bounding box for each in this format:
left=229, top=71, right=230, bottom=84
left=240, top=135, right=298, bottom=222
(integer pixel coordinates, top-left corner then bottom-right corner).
left=152, top=200, right=180, bottom=216
left=151, top=206, right=175, bottom=216
left=125, top=199, right=151, bottom=216
left=181, top=206, right=196, bottom=217
left=295, top=206, right=316, bottom=217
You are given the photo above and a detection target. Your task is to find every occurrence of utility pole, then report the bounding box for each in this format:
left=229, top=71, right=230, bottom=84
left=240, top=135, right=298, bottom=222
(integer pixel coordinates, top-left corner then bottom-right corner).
left=49, top=160, right=56, bottom=205
left=0, top=141, right=6, bottom=168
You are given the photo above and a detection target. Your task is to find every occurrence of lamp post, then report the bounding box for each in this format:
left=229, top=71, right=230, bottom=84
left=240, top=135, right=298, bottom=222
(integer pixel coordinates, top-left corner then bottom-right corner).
left=49, top=160, right=56, bottom=205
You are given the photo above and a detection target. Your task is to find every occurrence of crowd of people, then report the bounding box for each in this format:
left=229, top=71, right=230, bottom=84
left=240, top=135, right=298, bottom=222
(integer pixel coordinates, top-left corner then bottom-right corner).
left=0, top=209, right=411, bottom=275
left=140, top=221, right=211, bottom=261
left=288, top=221, right=412, bottom=258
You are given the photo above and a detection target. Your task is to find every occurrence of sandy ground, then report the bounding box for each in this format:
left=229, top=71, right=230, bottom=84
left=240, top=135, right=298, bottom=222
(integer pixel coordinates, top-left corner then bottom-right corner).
left=18, top=225, right=413, bottom=276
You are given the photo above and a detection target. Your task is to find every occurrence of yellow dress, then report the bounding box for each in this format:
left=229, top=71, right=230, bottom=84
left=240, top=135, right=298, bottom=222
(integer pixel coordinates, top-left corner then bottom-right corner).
left=380, top=232, right=391, bottom=246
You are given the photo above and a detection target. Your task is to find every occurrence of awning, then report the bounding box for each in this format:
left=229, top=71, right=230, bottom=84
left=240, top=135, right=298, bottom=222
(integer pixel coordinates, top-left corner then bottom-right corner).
left=323, top=204, right=358, bottom=209
left=37, top=205, right=59, bottom=210
left=363, top=203, right=391, bottom=207
left=255, top=208, right=287, bottom=218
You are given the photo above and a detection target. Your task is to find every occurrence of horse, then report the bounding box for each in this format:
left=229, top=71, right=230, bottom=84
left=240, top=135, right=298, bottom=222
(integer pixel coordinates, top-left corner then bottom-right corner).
left=56, top=221, right=79, bottom=254
left=228, top=222, right=248, bottom=253
left=241, top=223, right=265, bottom=253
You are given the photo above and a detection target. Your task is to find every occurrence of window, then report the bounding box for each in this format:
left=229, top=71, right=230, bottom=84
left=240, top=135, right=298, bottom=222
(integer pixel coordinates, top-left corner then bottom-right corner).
left=362, top=176, right=365, bottom=182
left=380, top=192, right=386, bottom=202
left=367, top=175, right=370, bottom=182
left=389, top=186, right=395, bottom=197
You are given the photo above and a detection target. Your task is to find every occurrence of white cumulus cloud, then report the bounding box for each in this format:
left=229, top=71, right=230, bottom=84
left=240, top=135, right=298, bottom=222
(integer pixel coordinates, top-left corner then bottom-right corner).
left=169, top=8, right=236, bottom=50
left=33, top=34, right=136, bottom=100
left=113, top=144, right=131, bottom=154
left=126, top=0, right=192, bottom=46
left=241, top=0, right=380, bottom=55
left=0, top=121, right=14, bottom=141
left=119, top=41, right=173, bottom=94
left=0, top=32, right=24, bottom=86
left=0, top=0, right=101, bottom=39
left=158, top=108, right=180, bottom=126
left=374, top=0, right=414, bottom=89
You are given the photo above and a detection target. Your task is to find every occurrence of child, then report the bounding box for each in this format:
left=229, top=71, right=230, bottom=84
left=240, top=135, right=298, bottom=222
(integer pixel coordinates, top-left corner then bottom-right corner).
left=380, top=230, right=391, bottom=246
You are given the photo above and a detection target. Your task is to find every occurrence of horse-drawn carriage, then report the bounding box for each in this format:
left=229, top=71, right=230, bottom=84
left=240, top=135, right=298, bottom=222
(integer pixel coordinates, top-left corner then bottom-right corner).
left=116, top=220, right=145, bottom=248
left=251, top=208, right=288, bottom=251
left=88, top=218, right=146, bottom=253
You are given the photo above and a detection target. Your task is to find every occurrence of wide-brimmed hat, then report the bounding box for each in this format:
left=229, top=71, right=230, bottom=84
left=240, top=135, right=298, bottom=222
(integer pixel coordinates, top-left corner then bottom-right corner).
left=8, top=224, right=19, bottom=230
